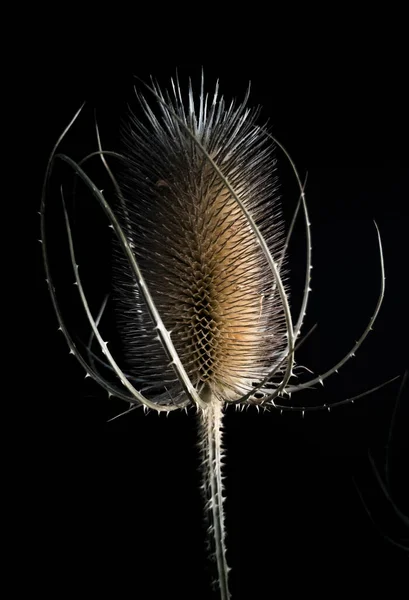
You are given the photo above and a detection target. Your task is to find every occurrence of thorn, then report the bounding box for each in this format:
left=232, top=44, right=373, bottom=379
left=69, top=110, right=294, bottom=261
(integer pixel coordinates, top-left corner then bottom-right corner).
left=301, top=410, right=305, bottom=419
left=57, top=326, right=63, bottom=332
left=69, top=349, right=75, bottom=355
left=38, top=239, right=43, bottom=244
left=84, top=372, right=91, bottom=379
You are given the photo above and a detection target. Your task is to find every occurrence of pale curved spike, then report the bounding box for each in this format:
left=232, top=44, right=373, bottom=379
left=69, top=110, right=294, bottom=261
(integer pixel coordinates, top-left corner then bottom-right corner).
left=93, top=113, right=126, bottom=206
left=107, top=403, right=140, bottom=423
left=261, top=374, right=400, bottom=413
left=40, top=104, right=84, bottom=287
left=73, top=150, right=124, bottom=211
left=84, top=300, right=149, bottom=383
left=78, top=150, right=124, bottom=166
left=86, top=293, right=109, bottom=375
left=262, top=129, right=312, bottom=340
left=286, top=221, right=385, bottom=394
left=42, top=103, right=85, bottom=201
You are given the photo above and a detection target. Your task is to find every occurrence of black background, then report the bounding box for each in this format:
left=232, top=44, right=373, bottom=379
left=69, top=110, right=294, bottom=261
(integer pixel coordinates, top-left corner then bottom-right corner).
left=31, top=60, right=408, bottom=598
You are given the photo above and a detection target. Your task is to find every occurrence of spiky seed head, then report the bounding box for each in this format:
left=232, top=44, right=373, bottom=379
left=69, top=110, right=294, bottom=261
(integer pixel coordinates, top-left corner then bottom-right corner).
left=114, top=79, right=288, bottom=404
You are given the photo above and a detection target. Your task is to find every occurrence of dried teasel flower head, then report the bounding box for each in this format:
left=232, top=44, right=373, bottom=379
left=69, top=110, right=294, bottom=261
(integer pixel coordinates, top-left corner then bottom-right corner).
left=41, top=74, right=393, bottom=600
left=114, top=79, right=288, bottom=405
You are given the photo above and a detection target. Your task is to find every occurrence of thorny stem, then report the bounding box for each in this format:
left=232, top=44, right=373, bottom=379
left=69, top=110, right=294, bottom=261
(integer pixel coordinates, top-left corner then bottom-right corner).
left=199, top=393, right=231, bottom=599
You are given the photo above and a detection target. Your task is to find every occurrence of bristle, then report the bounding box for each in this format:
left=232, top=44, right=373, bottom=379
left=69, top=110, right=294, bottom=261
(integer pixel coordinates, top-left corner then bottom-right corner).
left=113, top=79, right=287, bottom=403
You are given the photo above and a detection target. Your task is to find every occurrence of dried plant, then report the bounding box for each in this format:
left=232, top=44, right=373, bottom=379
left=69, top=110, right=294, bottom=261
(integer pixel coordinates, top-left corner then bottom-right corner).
left=40, top=75, right=397, bottom=598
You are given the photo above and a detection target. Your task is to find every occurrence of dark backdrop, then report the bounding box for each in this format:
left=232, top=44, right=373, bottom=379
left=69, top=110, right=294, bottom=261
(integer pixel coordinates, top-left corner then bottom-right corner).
left=32, top=62, right=408, bottom=598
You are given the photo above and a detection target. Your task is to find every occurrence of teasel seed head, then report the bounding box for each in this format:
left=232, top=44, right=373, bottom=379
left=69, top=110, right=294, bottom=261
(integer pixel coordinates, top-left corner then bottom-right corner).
left=113, top=78, right=288, bottom=404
